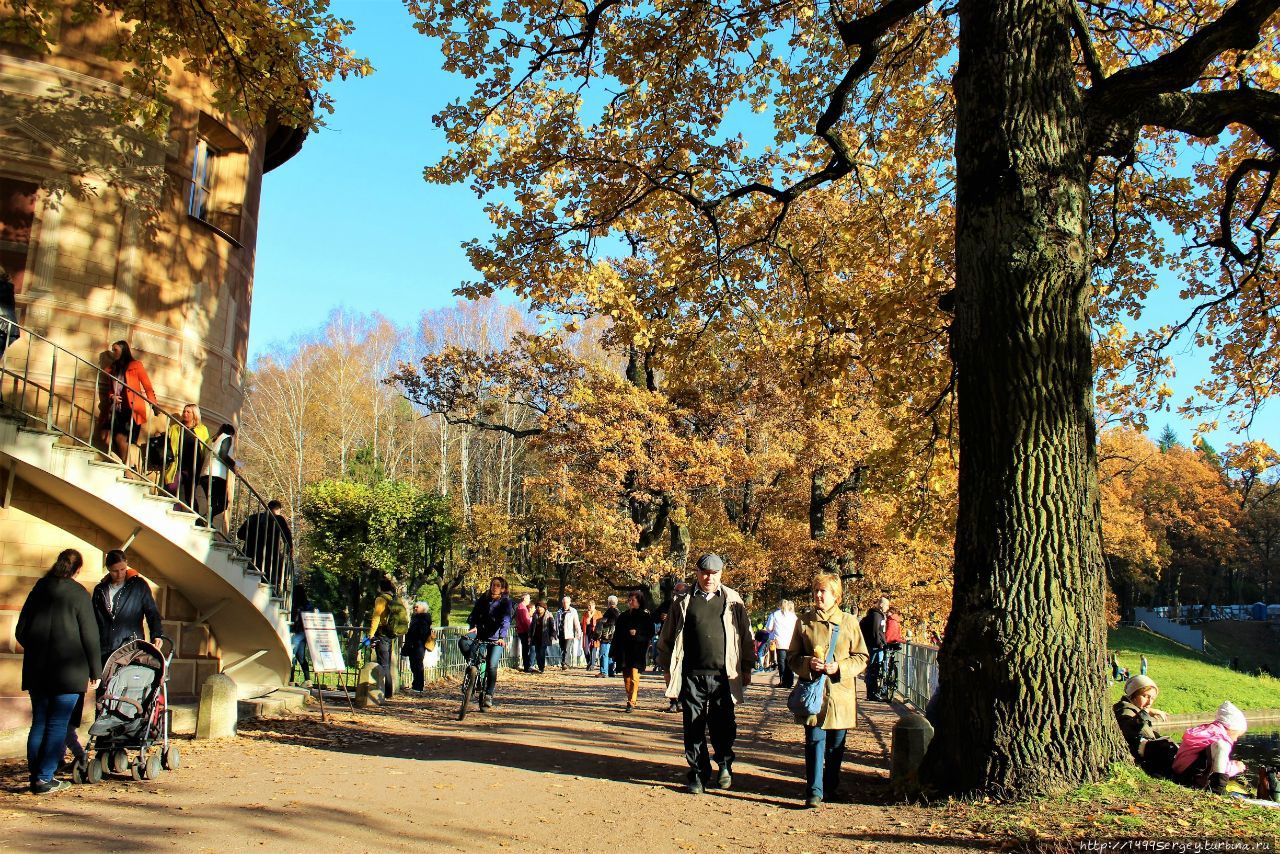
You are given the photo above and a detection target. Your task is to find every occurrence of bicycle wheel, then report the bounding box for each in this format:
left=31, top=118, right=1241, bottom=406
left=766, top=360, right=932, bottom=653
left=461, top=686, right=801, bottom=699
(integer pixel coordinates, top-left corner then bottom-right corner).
left=458, top=665, right=478, bottom=721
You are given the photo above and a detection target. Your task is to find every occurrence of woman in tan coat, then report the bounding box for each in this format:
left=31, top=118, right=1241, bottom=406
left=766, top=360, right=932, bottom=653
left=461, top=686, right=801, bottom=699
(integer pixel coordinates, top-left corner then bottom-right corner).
left=786, top=572, right=869, bottom=808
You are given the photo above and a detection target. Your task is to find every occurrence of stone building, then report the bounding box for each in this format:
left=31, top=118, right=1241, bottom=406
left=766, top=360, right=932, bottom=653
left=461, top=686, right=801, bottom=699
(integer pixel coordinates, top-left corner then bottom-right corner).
left=0, top=9, right=301, bottom=747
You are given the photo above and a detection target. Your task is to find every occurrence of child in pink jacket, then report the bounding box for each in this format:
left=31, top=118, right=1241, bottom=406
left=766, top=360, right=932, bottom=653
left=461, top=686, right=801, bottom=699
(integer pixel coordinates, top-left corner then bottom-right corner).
left=1171, top=701, right=1248, bottom=794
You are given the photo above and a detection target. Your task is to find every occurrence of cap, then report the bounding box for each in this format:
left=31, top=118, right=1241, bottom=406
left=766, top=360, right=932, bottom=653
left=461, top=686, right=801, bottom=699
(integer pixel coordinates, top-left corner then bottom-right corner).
left=1123, top=674, right=1156, bottom=698
left=696, top=554, right=724, bottom=573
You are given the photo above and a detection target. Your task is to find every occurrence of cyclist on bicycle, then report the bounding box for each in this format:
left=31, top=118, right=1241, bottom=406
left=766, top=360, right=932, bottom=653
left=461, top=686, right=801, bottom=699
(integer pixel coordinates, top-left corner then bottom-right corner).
left=459, top=576, right=513, bottom=709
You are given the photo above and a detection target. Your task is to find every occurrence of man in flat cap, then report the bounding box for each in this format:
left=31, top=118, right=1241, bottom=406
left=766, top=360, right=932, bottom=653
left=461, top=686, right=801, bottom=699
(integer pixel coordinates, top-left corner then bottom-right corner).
left=657, top=553, right=755, bottom=794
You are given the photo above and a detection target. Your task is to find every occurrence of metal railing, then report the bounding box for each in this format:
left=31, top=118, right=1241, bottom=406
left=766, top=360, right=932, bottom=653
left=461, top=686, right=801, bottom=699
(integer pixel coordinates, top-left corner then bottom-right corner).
left=0, top=319, right=293, bottom=609
left=892, top=642, right=939, bottom=712
left=290, top=624, right=591, bottom=689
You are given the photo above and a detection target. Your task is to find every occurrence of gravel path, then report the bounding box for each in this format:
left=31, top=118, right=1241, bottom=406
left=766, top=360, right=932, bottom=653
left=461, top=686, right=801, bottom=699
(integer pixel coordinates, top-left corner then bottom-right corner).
left=0, top=668, right=1001, bottom=852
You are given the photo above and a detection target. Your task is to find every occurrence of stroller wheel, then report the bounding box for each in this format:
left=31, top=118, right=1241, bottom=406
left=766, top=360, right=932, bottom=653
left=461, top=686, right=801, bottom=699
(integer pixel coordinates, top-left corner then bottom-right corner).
left=131, top=756, right=145, bottom=781
left=143, top=749, right=163, bottom=780
left=162, top=745, right=181, bottom=771
left=86, top=757, right=103, bottom=784
left=110, top=749, right=130, bottom=775
left=72, top=758, right=88, bottom=784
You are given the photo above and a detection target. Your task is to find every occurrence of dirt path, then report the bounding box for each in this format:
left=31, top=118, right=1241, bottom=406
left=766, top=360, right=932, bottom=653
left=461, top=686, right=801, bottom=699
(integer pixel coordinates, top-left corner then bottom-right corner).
left=0, top=668, right=1003, bottom=852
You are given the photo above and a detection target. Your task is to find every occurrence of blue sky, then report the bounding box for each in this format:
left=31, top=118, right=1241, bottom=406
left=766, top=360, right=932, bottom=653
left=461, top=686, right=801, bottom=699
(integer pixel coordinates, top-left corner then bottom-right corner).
left=249, top=1, right=1275, bottom=450
left=251, top=2, right=485, bottom=354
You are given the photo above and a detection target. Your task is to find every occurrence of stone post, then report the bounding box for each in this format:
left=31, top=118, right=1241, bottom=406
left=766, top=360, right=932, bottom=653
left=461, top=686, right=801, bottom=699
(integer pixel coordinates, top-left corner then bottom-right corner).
left=195, top=672, right=238, bottom=739
left=890, top=711, right=934, bottom=793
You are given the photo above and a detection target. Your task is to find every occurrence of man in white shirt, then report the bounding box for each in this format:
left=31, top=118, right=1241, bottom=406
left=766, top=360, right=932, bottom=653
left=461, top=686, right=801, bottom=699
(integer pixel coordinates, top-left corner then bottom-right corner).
left=555, top=596, right=582, bottom=669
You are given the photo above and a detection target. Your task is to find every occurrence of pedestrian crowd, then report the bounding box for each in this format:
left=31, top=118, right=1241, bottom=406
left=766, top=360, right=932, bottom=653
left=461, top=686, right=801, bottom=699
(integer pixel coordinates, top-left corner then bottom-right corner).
left=404, top=554, right=910, bottom=808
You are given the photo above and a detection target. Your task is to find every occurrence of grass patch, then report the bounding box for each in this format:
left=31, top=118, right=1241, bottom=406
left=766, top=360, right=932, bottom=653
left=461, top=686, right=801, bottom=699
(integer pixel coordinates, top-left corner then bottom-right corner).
left=944, top=763, right=1280, bottom=844
left=1108, top=627, right=1280, bottom=716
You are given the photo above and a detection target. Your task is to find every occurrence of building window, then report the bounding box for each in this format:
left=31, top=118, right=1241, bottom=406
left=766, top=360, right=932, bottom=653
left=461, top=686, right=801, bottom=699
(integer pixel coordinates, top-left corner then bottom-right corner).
left=185, top=115, right=248, bottom=245
left=0, top=177, right=38, bottom=292
left=188, top=137, right=219, bottom=223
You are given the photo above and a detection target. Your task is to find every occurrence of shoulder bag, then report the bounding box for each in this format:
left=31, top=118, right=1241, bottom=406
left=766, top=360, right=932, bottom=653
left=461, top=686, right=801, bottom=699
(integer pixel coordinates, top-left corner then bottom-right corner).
left=787, top=623, right=841, bottom=719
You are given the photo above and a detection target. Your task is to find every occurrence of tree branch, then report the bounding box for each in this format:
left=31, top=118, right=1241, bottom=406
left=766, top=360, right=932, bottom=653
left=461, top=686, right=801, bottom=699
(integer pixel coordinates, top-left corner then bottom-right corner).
left=1094, top=0, right=1280, bottom=100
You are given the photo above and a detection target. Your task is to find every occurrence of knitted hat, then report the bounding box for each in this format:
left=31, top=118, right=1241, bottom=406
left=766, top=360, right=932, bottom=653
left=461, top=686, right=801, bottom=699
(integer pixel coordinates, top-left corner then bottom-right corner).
left=1123, top=674, right=1157, bottom=698
left=696, top=554, right=724, bottom=573
left=1215, top=700, right=1247, bottom=732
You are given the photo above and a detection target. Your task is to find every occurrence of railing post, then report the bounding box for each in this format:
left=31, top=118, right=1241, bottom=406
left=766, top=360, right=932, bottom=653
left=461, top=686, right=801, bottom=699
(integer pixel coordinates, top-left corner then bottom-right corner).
left=46, top=348, right=56, bottom=430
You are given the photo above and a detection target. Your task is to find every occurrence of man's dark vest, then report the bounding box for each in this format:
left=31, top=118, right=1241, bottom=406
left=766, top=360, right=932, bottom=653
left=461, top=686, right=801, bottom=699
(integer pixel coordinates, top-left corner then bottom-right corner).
left=683, top=591, right=727, bottom=673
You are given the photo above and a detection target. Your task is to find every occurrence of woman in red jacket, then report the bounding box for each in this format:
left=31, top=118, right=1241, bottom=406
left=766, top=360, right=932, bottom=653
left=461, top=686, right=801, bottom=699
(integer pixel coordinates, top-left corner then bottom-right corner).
left=98, top=341, right=158, bottom=465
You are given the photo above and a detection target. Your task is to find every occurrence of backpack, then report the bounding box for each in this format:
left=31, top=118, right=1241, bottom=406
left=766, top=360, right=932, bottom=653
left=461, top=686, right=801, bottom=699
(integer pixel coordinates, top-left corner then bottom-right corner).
left=380, top=594, right=409, bottom=638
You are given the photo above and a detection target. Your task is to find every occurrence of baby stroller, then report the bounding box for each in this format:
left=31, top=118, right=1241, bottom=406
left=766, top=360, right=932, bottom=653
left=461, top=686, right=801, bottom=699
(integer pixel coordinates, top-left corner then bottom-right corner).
left=74, top=637, right=181, bottom=784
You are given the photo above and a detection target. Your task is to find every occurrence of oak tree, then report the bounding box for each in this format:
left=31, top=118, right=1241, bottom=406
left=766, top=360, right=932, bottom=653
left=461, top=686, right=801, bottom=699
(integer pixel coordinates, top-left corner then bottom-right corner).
left=412, top=0, right=1280, bottom=797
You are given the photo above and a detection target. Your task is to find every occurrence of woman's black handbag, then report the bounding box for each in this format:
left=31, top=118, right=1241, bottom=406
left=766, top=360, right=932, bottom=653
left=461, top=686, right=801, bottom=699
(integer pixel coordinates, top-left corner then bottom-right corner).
left=787, top=624, right=840, bottom=718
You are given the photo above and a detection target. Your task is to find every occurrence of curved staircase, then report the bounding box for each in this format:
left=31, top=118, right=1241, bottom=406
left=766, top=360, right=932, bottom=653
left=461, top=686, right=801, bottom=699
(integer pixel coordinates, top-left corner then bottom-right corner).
left=0, top=321, right=293, bottom=748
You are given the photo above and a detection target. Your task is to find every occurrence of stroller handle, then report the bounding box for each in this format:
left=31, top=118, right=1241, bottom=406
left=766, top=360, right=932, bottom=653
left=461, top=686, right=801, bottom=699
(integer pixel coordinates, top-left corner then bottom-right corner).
left=153, top=634, right=175, bottom=661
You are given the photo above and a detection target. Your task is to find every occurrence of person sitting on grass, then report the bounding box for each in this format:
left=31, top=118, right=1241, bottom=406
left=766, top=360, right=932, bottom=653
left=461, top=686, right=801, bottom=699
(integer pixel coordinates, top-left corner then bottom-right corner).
left=1171, top=701, right=1249, bottom=795
left=1112, top=674, right=1176, bottom=777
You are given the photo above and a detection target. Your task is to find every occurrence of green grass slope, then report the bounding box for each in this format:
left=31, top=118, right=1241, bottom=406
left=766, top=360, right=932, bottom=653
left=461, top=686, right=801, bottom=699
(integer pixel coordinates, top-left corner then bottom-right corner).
left=1108, top=627, right=1280, bottom=716
left=1202, top=620, right=1280, bottom=677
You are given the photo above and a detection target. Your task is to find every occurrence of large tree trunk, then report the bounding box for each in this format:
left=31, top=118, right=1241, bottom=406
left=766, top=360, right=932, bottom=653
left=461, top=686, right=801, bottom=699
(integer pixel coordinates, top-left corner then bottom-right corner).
left=919, top=0, right=1123, bottom=798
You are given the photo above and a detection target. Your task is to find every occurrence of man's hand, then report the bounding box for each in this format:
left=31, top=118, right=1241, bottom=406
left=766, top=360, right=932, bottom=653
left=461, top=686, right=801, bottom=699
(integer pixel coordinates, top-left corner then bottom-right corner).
left=629, top=629, right=637, bottom=636
left=809, top=655, right=826, bottom=672
left=824, top=661, right=838, bottom=676
left=495, top=639, right=505, bottom=648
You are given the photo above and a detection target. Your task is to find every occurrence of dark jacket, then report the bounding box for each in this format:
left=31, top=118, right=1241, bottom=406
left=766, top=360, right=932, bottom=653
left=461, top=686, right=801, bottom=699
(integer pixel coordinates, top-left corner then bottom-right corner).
left=16, top=576, right=102, bottom=694
left=403, top=611, right=433, bottom=657
left=92, top=573, right=163, bottom=660
left=238, top=511, right=293, bottom=577
left=530, top=609, right=555, bottom=646
left=1112, top=698, right=1178, bottom=777
left=610, top=607, right=654, bottom=670
left=599, top=606, right=620, bottom=643
left=859, top=607, right=886, bottom=651
left=467, top=595, right=514, bottom=642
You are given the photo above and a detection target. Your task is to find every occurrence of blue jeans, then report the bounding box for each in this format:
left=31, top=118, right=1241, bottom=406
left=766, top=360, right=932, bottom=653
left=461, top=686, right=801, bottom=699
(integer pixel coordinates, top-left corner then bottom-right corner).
left=599, top=642, right=614, bottom=676
left=28, top=692, right=80, bottom=784
left=458, top=636, right=504, bottom=697
left=291, top=632, right=309, bottom=681
left=804, top=725, right=847, bottom=801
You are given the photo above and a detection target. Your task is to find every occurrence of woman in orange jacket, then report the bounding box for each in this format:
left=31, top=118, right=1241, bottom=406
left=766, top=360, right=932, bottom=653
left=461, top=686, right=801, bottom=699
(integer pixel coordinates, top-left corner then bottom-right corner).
left=98, top=340, right=158, bottom=464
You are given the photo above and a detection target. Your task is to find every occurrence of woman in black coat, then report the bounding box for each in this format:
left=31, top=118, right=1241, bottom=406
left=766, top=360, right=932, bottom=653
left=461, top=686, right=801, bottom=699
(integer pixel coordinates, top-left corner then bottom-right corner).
left=15, top=549, right=101, bottom=794
left=611, top=591, right=654, bottom=712
left=401, top=603, right=434, bottom=692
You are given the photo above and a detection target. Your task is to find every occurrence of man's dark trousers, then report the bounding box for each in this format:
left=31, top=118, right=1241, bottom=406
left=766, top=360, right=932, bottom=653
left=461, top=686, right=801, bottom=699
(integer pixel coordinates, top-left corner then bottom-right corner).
left=406, top=647, right=425, bottom=691
left=865, top=647, right=884, bottom=699
left=518, top=631, right=533, bottom=670
left=374, top=637, right=394, bottom=697
left=680, top=670, right=736, bottom=782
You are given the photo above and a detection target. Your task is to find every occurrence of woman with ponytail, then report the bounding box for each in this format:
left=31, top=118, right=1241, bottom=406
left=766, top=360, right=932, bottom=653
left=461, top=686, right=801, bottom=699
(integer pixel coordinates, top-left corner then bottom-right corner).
left=15, top=548, right=101, bottom=794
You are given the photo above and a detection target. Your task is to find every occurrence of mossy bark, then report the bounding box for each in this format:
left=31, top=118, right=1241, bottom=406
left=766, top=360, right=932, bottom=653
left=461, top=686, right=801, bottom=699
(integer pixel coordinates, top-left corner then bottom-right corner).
left=918, top=0, right=1126, bottom=798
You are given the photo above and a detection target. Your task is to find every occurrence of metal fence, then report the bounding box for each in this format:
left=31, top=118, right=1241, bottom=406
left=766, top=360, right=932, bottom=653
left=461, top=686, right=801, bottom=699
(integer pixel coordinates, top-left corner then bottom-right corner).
left=892, top=642, right=939, bottom=712
left=291, top=624, right=591, bottom=689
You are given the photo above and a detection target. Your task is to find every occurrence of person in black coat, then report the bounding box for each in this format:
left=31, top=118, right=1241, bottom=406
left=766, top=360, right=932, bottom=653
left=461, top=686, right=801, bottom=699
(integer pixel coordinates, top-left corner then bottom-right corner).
left=401, top=602, right=434, bottom=692
left=859, top=596, right=889, bottom=700
left=237, top=501, right=294, bottom=582
left=92, top=549, right=163, bottom=663
left=611, top=591, right=655, bottom=712
left=15, top=548, right=101, bottom=794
